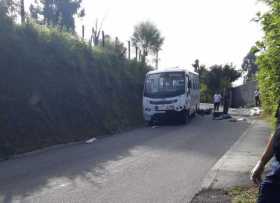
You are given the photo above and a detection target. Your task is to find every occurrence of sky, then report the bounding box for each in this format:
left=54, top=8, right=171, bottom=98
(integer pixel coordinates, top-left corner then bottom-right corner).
left=26, top=0, right=267, bottom=71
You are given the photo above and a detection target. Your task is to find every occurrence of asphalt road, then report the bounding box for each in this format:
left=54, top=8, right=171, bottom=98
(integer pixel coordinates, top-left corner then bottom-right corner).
left=0, top=115, right=250, bottom=203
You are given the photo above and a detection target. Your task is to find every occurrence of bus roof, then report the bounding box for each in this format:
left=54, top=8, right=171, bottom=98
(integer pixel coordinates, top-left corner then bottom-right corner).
left=147, top=67, right=198, bottom=76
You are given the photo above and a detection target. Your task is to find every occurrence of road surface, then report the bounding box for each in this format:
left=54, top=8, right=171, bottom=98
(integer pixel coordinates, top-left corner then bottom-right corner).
left=0, top=115, right=249, bottom=203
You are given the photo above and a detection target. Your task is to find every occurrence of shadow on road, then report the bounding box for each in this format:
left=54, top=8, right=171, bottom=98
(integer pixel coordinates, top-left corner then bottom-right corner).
left=0, top=115, right=250, bottom=202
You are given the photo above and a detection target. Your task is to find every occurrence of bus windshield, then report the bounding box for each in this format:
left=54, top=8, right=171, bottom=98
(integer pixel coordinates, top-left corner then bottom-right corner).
left=144, top=72, right=185, bottom=98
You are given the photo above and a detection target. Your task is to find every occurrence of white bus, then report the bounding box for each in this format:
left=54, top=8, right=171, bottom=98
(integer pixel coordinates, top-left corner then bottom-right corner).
left=143, top=67, right=200, bottom=124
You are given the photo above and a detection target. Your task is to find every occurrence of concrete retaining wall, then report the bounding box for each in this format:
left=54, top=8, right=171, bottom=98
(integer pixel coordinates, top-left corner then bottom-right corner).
left=231, top=80, right=258, bottom=108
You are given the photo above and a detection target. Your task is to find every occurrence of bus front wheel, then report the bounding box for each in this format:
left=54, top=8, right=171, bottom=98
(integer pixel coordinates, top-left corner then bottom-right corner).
left=181, top=110, right=190, bottom=124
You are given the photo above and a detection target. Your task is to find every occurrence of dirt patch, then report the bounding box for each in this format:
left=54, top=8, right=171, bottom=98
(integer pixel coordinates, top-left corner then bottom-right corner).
left=191, top=189, right=231, bottom=203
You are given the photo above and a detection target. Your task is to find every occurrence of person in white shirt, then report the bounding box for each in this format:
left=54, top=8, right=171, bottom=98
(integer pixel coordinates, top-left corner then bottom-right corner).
left=213, top=92, right=222, bottom=112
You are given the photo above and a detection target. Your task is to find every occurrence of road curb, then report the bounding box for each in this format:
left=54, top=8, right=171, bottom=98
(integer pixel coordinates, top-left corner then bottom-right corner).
left=201, top=120, right=256, bottom=190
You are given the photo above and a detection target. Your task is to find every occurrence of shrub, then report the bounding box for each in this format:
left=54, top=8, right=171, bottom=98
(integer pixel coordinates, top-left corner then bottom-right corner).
left=0, top=17, right=150, bottom=157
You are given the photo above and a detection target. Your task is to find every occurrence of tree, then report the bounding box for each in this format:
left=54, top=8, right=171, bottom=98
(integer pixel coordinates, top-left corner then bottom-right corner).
left=199, top=64, right=241, bottom=102
left=208, top=64, right=241, bottom=91
left=30, top=0, right=84, bottom=31
left=131, top=21, right=164, bottom=65
left=222, top=64, right=242, bottom=84
left=198, top=65, right=210, bottom=101
left=241, top=47, right=259, bottom=82
left=20, top=0, right=24, bottom=23
left=29, top=2, right=40, bottom=21
left=0, top=0, right=18, bottom=19
left=192, top=59, right=200, bottom=72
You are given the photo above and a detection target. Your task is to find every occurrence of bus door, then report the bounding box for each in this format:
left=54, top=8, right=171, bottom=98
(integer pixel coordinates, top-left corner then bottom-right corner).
left=185, top=74, right=191, bottom=108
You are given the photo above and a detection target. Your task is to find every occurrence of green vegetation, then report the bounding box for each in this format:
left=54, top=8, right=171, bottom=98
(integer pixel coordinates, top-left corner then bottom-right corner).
left=229, top=186, right=258, bottom=203
left=198, top=64, right=241, bottom=102
left=131, top=21, right=164, bottom=66
left=192, top=59, right=200, bottom=73
left=0, top=10, right=150, bottom=158
left=30, top=0, right=85, bottom=31
left=256, top=0, right=280, bottom=118
left=0, top=0, right=18, bottom=19
left=241, top=46, right=259, bottom=82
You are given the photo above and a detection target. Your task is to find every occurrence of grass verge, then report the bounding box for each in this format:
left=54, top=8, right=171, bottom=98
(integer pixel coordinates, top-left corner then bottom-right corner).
left=260, top=112, right=277, bottom=129
left=229, top=186, right=258, bottom=203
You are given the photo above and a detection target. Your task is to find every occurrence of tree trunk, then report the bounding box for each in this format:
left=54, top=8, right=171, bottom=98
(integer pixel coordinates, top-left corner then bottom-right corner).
left=20, top=0, right=25, bottom=24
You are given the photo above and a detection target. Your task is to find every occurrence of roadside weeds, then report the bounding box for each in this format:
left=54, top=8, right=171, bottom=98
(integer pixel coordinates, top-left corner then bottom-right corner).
left=191, top=186, right=258, bottom=203
left=229, top=186, right=258, bottom=203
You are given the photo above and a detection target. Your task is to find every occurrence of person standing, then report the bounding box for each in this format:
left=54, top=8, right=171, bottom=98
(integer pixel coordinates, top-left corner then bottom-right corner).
left=213, top=92, right=222, bottom=112
left=255, top=89, right=261, bottom=107
left=251, top=101, right=280, bottom=203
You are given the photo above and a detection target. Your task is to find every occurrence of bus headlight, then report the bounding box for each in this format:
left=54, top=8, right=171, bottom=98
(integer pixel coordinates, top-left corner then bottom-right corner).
left=175, top=106, right=184, bottom=111
left=145, top=108, right=152, bottom=112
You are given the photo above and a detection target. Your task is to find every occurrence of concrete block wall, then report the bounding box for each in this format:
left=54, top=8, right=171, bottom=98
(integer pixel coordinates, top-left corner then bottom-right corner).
left=231, top=80, right=258, bottom=108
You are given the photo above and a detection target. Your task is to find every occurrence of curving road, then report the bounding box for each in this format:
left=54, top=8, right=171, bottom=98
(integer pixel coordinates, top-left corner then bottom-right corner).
left=0, top=115, right=250, bottom=203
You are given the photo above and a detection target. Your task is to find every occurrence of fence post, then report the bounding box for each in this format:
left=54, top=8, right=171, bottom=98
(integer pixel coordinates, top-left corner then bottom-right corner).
left=135, top=47, right=138, bottom=61
left=90, top=27, right=94, bottom=46
left=128, top=41, right=131, bottom=60
left=82, top=25, right=85, bottom=39
left=102, top=31, right=105, bottom=47
left=89, top=36, right=92, bottom=47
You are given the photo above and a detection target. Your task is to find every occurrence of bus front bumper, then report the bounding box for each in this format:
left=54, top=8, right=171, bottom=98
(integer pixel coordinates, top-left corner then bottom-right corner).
left=144, top=110, right=186, bottom=123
